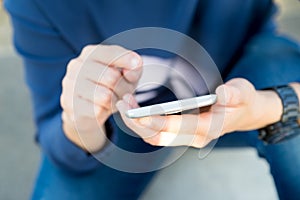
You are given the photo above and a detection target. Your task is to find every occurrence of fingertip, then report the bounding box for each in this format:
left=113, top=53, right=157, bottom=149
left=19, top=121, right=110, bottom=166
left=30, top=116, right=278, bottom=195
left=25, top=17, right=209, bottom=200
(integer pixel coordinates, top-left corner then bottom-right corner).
left=122, top=93, right=131, bottom=102
left=130, top=52, right=142, bottom=69
left=215, top=84, right=225, bottom=95
left=122, top=94, right=132, bottom=106
left=123, top=93, right=139, bottom=108
left=216, top=84, right=230, bottom=105
left=131, top=57, right=140, bottom=69
left=116, top=100, right=125, bottom=111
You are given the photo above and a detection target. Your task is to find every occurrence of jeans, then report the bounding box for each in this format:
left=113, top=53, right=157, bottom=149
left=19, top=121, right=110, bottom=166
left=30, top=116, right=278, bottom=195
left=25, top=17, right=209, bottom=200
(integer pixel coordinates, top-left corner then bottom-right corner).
left=31, top=130, right=300, bottom=200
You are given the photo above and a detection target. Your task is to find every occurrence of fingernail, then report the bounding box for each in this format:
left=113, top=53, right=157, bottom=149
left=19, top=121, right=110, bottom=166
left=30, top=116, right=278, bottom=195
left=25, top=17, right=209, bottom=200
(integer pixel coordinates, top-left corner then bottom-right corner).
left=122, top=94, right=131, bottom=104
left=224, top=85, right=233, bottom=104
left=216, top=85, right=230, bottom=105
left=131, top=57, right=140, bottom=69
left=116, top=101, right=123, bottom=110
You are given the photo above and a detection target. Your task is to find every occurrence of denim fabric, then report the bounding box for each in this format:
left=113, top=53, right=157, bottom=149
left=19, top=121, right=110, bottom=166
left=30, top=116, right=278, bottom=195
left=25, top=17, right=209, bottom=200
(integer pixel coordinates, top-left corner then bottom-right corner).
left=32, top=131, right=300, bottom=200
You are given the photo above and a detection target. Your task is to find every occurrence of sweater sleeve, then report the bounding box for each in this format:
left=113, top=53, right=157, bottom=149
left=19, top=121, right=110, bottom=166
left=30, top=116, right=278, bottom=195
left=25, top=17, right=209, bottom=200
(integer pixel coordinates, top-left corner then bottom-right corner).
left=4, top=0, right=117, bottom=173
left=226, top=1, right=300, bottom=87
left=227, top=34, right=300, bottom=88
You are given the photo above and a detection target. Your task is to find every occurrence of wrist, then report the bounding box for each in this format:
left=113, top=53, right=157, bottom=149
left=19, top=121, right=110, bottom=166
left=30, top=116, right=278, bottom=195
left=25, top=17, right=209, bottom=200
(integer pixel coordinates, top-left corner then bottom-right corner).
left=255, top=90, right=283, bottom=128
left=259, top=84, right=300, bottom=144
left=62, top=114, right=107, bottom=153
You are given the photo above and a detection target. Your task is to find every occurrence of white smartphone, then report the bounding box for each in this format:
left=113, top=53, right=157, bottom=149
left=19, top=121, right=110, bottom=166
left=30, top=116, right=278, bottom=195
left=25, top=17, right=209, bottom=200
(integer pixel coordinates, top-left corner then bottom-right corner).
left=125, top=94, right=217, bottom=118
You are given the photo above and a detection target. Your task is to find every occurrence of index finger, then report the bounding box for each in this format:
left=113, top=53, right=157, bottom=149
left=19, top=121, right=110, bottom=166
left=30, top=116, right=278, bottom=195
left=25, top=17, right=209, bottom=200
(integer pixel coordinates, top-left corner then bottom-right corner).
left=80, top=45, right=142, bottom=70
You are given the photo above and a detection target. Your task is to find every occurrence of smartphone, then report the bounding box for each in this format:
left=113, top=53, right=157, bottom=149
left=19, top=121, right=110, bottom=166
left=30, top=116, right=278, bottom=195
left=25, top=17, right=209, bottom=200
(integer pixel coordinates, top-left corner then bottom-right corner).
left=125, top=94, right=217, bottom=118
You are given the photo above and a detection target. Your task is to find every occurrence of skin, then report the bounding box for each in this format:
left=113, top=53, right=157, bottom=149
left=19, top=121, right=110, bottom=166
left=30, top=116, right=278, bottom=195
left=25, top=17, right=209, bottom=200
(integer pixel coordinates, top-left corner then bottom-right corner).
left=117, top=79, right=300, bottom=148
left=60, top=44, right=143, bottom=153
left=61, top=44, right=300, bottom=151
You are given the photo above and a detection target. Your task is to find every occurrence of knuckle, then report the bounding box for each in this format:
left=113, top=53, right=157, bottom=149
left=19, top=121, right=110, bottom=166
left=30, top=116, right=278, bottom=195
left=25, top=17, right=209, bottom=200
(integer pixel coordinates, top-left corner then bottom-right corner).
left=62, top=109, right=74, bottom=123
left=110, top=45, right=126, bottom=52
left=61, top=100, right=73, bottom=116
left=110, top=68, right=122, bottom=80
left=93, top=105, right=101, bottom=115
left=81, top=45, right=95, bottom=55
left=61, top=111, right=68, bottom=122
left=101, top=90, right=113, bottom=105
left=106, top=70, right=121, bottom=87
left=66, top=59, right=75, bottom=74
left=62, top=112, right=75, bottom=127
left=67, top=58, right=78, bottom=68
left=66, top=59, right=81, bottom=78
left=61, top=77, right=70, bottom=89
left=60, top=95, right=66, bottom=109
left=111, top=45, right=131, bottom=58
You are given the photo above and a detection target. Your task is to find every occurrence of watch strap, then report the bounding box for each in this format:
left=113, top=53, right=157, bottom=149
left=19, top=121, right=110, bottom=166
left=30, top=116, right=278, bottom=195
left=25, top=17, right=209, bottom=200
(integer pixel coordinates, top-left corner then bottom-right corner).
left=259, top=85, right=300, bottom=144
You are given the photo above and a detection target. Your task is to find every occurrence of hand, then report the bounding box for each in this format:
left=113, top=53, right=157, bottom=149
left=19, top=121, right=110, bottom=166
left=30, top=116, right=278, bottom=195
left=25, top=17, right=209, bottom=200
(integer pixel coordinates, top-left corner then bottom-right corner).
left=117, top=78, right=283, bottom=148
left=61, top=44, right=143, bottom=152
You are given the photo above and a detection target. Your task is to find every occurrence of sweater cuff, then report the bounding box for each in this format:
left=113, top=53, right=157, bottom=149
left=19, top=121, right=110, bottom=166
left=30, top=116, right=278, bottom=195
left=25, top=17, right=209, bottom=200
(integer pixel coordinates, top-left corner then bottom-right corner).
left=38, top=112, right=117, bottom=173
left=89, top=116, right=118, bottom=159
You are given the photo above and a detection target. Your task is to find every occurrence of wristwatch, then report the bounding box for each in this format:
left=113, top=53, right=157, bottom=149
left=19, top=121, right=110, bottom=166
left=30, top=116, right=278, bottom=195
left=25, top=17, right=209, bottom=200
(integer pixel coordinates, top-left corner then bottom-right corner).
left=259, top=85, right=300, bottom=144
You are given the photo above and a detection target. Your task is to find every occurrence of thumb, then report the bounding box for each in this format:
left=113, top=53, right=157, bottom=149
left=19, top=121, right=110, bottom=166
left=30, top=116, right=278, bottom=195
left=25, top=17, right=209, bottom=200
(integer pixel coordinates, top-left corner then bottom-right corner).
left=216, top=78, right=254, bottom=106
left=216, top=84, right=241, bottom=106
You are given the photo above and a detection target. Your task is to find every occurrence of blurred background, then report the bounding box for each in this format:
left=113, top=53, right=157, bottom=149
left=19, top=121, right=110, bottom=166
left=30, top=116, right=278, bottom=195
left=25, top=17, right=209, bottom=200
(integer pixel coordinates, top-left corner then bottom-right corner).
left=0, top=0, right=299, bottom=199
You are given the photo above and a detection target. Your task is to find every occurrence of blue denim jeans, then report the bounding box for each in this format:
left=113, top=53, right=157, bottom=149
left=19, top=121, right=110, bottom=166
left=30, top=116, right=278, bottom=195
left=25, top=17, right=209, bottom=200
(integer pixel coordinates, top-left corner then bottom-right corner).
left=31, top=130, right=300, bottom=200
